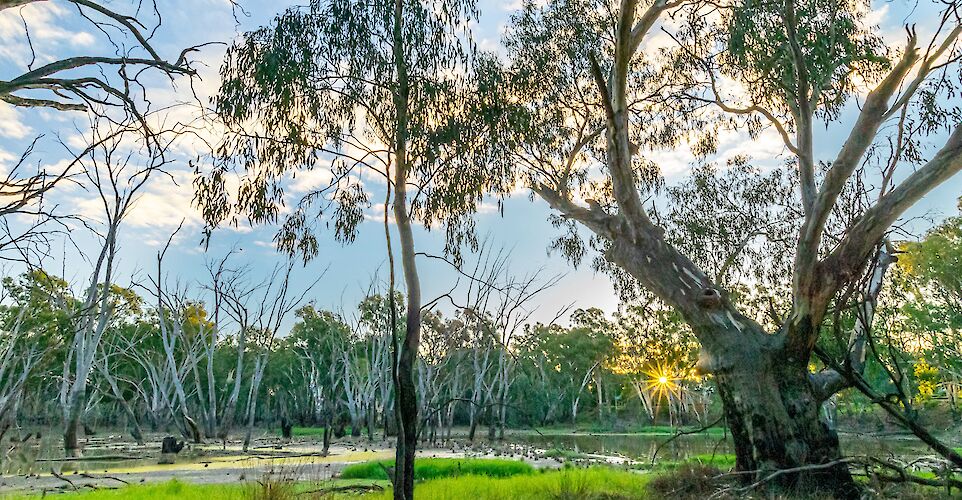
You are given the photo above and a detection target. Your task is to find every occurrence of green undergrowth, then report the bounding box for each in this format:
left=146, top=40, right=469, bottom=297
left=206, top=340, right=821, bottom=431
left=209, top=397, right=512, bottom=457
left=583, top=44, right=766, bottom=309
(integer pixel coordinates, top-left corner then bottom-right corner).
left=671, top=453, right=737, bottom=470
left=366, top=467, right=649, bottom=499
left=4, top=469, right=647, bottom=500
left=340, top=457, right=534, bottom=480
left=284, top=426, right=332, bottom=437
left=4, top=480, right=242, bottom=500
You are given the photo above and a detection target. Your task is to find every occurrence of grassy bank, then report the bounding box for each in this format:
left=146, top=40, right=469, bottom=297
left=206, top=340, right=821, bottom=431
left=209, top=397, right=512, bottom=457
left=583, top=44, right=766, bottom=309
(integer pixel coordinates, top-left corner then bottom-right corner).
left=5, top=467, right=646, bottom=499
left=340, top=458, right=534, bottom=481
left=4, top=480, right=244, bottom=500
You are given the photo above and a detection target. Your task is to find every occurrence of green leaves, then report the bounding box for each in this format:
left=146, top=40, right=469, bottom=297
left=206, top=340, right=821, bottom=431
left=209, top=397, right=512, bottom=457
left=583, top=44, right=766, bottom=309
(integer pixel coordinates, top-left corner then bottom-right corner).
left=723, top=0, right=888, bottom=121
left=901, top=198, right=962, bottom=317
left=198, top=0, right=500, bottom=262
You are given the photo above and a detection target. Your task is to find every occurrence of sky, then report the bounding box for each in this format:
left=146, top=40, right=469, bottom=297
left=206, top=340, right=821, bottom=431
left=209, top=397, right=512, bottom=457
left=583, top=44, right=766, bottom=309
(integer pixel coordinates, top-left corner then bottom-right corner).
left=0, top=0, right=959, bottom=331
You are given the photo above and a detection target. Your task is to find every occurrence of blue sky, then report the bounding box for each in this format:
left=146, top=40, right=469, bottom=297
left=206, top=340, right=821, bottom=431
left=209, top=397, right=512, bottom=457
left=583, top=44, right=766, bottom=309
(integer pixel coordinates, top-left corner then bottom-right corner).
left=0, top=0, right=959, bottom=329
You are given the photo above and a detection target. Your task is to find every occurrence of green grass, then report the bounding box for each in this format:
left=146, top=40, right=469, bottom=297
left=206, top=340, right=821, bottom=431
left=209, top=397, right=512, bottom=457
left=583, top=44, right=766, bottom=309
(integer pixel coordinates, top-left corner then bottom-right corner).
left=640, top=453, right=737, bottom=472
left=5, top=469, right=648, bottom=500
left=684, top=453, right=737, bottom=469
left=4, top=480, right=245, bottom=500
left=278, top=426, right=368, bottom=437
left=340, top=458, right=534, bottom=481
left=287, top=426, right=325, bottom=437
left=372, top=467, right=650, bottom=500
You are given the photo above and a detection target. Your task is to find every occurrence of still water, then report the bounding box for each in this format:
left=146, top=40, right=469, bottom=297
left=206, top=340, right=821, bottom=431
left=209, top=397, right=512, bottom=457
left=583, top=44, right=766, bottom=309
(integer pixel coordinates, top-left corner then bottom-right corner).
left=516, top=431, right=946, bottom=463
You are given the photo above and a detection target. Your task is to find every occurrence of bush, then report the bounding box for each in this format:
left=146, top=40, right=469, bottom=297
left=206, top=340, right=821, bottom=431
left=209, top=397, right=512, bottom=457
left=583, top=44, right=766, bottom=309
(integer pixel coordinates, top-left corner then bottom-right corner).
left=647, top=463, right=723, bottom=499
left=340, top=458, right=534, bottom=481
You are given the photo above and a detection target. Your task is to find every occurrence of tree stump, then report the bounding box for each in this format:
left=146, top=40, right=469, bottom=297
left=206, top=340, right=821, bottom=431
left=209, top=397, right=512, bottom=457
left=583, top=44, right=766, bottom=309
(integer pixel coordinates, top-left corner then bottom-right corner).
left=161, top=436, right=185, bottom=454
left=159, top=436, right=185, bottom=464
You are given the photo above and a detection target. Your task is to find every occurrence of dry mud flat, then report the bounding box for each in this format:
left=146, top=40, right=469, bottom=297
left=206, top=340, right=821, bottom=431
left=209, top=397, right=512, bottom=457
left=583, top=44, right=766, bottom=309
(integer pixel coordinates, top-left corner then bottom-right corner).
left=0, top=435, right=589, bottom=496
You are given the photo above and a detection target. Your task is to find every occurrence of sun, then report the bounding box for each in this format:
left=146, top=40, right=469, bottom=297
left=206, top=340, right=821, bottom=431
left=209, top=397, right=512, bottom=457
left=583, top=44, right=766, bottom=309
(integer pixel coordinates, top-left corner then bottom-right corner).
left=644, top=363, right=681, bottom=401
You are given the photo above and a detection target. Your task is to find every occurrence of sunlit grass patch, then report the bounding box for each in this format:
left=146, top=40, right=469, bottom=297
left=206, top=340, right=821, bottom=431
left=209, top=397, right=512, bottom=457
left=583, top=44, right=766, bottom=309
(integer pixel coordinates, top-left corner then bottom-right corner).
left=5, top=478, right=390, bottom=500
left=346, top=467, right=649, bottom=499
left=4, top=480, right=245, bottom=500
left=340, top=457, right=534, bottom=481
left=5, top=469, right=647, bottom=500
left=642, top=452, right=736, bottom=472
left=399, top=467, right=649, bottom=500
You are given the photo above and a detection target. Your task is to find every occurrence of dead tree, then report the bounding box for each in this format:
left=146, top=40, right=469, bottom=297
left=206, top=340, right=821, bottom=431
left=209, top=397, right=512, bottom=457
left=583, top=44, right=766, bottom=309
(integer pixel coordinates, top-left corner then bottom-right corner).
left=0, top=0, right=198, bottom=114
left=0, top=0, right=204, bottom=261
left=56, top=120, right=171, bottom=455
left=236, top=262, right=317, bottom=452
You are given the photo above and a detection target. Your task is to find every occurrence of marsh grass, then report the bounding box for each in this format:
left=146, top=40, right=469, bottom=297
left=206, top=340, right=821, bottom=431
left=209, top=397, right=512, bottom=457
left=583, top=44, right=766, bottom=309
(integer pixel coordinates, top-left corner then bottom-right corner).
left=4, top=480, right=247, bottom=500
left=358, top=467, right=649, bottom=499
left=339, top=457, right=534, bottom=481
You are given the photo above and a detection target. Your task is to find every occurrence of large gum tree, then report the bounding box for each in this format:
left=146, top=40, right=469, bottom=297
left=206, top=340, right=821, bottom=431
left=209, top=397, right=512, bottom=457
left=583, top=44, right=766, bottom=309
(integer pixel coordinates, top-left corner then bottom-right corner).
left=194, top=0, right=507, bottom=497
left=497, top=0, right=962, bottom=495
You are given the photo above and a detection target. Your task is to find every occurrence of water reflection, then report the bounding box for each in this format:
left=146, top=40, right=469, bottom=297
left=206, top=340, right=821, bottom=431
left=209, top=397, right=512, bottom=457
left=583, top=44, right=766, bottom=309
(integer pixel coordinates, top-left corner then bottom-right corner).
left=516, top=431, right=947, bottom=464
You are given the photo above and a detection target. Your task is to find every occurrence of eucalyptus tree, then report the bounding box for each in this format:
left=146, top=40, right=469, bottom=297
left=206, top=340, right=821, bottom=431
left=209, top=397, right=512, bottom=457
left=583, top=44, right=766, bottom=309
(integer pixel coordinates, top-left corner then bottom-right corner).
left=0, top=0, right=196, bottom=113
left=55, top=121, right=172, bottom=455
left=96, top=319, right=149, bottom=444
left=289, top=305, right=352, bottom=453
left=152, top=263, right=207, bottom=443
left=498, top=0, right=962, bottom=493
left=901, top=205, right=962, bottom=410
left=902, top=198, right=962, bottom=329
left=198, top=0, right=507, bottom=495
left=238, top=262, right=314, bottom=452
left=0, top=295, right=48, bottom=431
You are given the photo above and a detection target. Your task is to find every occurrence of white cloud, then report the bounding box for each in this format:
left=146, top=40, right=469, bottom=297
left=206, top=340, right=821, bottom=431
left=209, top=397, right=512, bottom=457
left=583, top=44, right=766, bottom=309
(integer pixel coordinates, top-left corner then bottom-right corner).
left=289, top=168, right=335, bottom=195
left=125, top=170, right=203, bottom=229
left=0, top=102, right=32, bottom=139
left=0, top=2, right=95, bottom=67
left=648, top=126, right=788, bottom=181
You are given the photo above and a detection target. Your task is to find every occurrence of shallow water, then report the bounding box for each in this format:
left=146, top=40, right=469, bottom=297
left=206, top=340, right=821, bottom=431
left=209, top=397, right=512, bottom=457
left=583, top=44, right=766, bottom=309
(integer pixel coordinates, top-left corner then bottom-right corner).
left=515, top=430, right=951, bottom=464
left=1, top=427, right=953, bottom=477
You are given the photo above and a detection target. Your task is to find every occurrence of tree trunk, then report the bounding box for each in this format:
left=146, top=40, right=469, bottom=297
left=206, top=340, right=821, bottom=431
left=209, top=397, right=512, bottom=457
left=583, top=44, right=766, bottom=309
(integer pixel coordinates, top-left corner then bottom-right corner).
left=367, top=407, right=376, bottom=441
left=709, top=338, right=857, bottom=498
left=63, top=413, right=80, bottom=457
left=394, top=322, right=419, bottom=500
left=468, top=414, right=478, bottom=442
left=598, top=235, right=858, bottom=497
left=62, top=383, right=85, bottom=456
left=322, top=422, right=331, bottom=455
